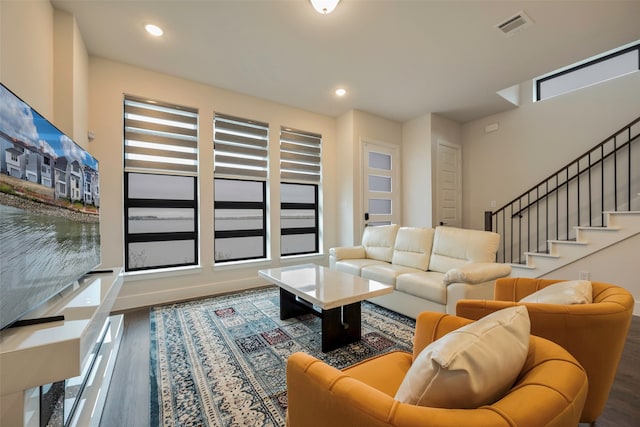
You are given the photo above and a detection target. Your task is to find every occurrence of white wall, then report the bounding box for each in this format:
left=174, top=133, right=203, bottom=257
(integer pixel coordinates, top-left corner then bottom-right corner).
left=0, top=2, right=88, bottom=148
left=53, top=9, right=89, bottom=146
left=1, top=0, right=55, bottom=119
left=461, top=72, right=640, bottom=231
left=336, top=110, right=356, bottom=245
left=461, top=72, right=640, bottom=310
left=401, top=114, right=432, bottom=227
left=543, top=234, right=640, bottom=315
left=89, top=58, right=343, bottom=310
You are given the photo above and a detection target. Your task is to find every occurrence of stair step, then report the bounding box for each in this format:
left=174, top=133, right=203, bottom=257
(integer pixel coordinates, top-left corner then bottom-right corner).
left=604, top=210, right=640, bottom=215
left=548, top=240, right=587, bottom=245
left=523, top=252, right=560, bottom=258
left=576, top=226, right=620, bottom=231
left=510, top=263, right=534, bottom=269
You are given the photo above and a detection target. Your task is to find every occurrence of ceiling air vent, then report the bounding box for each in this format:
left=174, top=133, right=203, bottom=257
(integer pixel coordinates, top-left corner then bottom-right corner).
left=495, top=11, right=533, bottom=37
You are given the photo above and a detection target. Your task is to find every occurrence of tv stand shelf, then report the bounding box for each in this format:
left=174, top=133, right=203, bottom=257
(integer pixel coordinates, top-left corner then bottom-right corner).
left=0, top=267, right=124, bottom=427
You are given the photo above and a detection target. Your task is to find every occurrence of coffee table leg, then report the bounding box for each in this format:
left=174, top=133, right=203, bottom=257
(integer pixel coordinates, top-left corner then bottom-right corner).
left=279, top=288, right=310, bottom=320
left=321, top=302, right=361, bottom=352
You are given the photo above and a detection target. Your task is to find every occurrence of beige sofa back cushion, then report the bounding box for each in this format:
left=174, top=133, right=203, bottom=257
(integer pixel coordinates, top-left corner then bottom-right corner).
left=429, top=227, right=500, bottom=274
left=362, top=224, right=399, bottom=262
left=391, top=227, right=435, bottom=270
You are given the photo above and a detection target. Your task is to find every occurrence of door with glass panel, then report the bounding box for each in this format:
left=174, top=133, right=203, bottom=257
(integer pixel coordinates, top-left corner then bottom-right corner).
left=362, top=142, right=400, bottom=228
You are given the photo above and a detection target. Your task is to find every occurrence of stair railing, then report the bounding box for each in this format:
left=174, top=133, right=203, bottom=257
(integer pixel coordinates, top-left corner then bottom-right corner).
left=485, top=116, right=640, bottom=264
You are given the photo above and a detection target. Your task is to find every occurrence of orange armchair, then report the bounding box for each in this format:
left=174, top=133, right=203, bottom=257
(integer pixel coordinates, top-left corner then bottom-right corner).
left=286, top=311, right=588, bottom=427
left=456, top=278, right=634, bottom=424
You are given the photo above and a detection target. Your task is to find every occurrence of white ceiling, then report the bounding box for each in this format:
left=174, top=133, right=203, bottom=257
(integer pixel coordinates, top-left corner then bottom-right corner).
left=51, top=0, right=640, bottom=123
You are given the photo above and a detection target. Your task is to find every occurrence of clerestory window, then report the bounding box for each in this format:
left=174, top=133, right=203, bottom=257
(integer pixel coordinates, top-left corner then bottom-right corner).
left=535, top=42, right=639, bottom=101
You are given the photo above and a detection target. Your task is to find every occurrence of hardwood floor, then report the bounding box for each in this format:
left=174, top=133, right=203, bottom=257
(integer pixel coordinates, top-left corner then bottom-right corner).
left=99, top=309, right=640, bottom=427
left=595, top=314, right=640, bottom=427
left=100, top=308, right=150, bottom=427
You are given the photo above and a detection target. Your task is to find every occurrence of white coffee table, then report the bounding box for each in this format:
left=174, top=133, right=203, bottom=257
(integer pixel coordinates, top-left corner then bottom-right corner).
left=258, top=263, right=393, bottom=352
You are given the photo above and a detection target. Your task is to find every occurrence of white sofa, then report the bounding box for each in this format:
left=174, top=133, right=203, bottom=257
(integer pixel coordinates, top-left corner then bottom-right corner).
left=329, top=225, right=511, bottom=318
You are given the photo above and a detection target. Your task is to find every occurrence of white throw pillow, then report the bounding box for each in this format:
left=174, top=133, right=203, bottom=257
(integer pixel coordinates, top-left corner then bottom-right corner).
left=394, top=306, right=530, bottom=409
left=519, top=280, right=592, bottom=304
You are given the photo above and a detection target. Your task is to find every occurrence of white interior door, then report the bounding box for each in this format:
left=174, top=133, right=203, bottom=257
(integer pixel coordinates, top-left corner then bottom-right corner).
left=436, top=140, right=462, bottom=227
left=362, top=141, right=400, bottom=228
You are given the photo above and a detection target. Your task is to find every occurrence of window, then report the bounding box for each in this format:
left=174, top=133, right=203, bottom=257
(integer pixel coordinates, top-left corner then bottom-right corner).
left=123, top=95, right=199, bottom=271
left=280, top=128, right=321, bottom=256
left=536, top=42, right=639, bottom=101
left=213, top=114, right=269, bottom=263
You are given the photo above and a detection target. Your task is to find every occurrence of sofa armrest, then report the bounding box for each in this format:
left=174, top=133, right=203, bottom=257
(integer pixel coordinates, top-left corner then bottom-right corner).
left=443, top=262, right=511, bottom=285
left=329, top=245, right=366, bottom=261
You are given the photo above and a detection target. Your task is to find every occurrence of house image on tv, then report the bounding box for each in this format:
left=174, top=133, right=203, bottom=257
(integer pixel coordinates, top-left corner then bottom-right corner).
left=40, top=154, right=54, bottom=187
left=83, top=165, right=99, bottom=207
left=54, top=157, right=68, bottom=199
left=1, top=130, right=26, bottom=178
left=68, top=160, right=82, bottom=202
left=1, top=129, right=99, bottom=208
left=1, top=130, right=56, bottom=188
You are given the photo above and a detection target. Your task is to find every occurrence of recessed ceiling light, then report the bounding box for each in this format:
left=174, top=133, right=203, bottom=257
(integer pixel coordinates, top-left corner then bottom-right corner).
left=145, top=24, right=164, bottom=37
left=335, top=88, right=346, bottom=97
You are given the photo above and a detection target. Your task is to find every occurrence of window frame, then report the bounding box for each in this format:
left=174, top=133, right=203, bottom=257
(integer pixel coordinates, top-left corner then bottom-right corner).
left=278, top=126, right=322, bottom=257
left=123, top=95, right=199, bottom=272
left=535, top=42, right=640, bottom=102
left=213, top=177, right=267, bottom=263
left=280, top=182, right=319, bottom=257
left=124, top=172, right=199, bottom=271
left=213, top=113, right=270, bottom=264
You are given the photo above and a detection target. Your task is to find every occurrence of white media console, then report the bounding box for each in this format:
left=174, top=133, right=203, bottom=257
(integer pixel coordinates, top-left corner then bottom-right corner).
left=0, top=268, right=124, bottom=427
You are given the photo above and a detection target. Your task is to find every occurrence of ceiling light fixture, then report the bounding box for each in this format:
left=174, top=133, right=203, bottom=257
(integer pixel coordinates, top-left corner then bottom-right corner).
left=335, top=88, right=346, bottom=97
left=145, top=24, right=164, bottom=37
left=310, top=0, right=340, bottom=15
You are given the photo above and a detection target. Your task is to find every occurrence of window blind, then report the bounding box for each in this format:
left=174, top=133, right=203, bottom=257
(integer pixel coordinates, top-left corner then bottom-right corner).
left=280, top=128, right=321, bottom=183
left=214, top=113, right=269, bottom=179
left=124, top=95, right=198, bottom=174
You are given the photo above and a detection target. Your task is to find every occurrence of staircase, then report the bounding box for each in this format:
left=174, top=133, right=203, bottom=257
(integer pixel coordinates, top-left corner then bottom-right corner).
left=486, top=117, right=640, bottom=278
left=509, top=210, right=640, bottom=278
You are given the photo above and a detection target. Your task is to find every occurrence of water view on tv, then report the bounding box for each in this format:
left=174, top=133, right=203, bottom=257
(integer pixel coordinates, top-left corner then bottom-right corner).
left=0, top=83, right=100, bottom=330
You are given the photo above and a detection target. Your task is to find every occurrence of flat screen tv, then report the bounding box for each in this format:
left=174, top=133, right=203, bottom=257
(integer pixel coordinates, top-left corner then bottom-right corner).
left=0, top=83, right=101, bottom=330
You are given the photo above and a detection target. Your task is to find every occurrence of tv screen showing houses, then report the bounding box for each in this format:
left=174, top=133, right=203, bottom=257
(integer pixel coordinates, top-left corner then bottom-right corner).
left=0, top=83, right=101, bottom=330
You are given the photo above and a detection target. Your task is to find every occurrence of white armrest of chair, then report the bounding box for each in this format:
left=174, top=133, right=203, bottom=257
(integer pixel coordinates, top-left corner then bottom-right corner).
left=329, top=246, right=366, bottom=261
left=443, top=262, right=511, bottom=285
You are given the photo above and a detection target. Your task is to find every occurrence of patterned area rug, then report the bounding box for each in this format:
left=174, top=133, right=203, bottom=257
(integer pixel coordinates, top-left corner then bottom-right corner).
left=150, top=286, right=415, bottom=426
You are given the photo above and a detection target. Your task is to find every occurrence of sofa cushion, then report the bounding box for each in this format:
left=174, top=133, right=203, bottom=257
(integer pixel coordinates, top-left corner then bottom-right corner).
left=361, top=264, right=419, bottom=286
left=362, top=224, right=399, bottom=262
left=429, top=227, right=500, bottom=274
left=334, top=259, right=389, bottom=276
left=395, top=271, right=447, bottom=304
left=391, top=227, right=435, bottom=270
left=394, top=306, right=530, bottom=409
left=520, top=280, right=592, bottom=304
